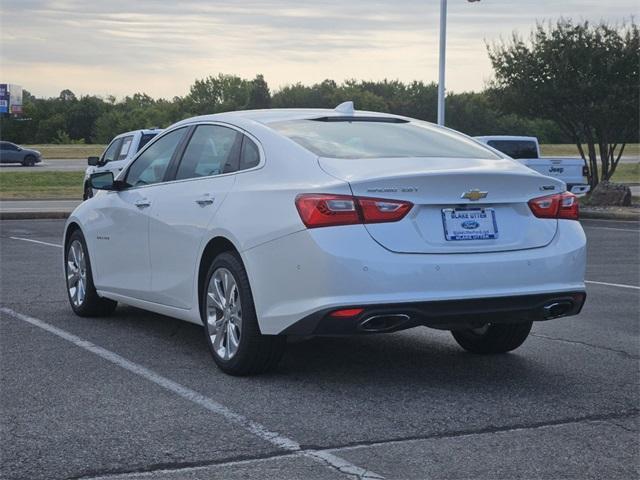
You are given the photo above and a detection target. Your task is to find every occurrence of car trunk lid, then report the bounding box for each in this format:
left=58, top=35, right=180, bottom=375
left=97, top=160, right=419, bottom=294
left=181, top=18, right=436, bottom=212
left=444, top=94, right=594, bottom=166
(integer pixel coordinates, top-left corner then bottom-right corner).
left=319, top=156, right=563, bottom=254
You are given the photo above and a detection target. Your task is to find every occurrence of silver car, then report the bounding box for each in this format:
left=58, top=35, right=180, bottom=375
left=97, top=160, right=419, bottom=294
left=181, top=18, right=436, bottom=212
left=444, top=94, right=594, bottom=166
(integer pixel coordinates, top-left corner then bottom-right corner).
left=0, top=141, right=42, bottom=166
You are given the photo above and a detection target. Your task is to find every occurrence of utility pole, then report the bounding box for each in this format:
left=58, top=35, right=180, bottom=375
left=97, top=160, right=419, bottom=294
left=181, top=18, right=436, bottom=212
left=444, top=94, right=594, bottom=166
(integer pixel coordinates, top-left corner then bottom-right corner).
left=437, top=0, right=481, bottom=126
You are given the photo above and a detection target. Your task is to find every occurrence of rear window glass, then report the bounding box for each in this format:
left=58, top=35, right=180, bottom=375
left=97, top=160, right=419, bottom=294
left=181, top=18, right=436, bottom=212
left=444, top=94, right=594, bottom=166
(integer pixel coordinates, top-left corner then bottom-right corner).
left=269, top=119, right=500, bottom=159
left=487, top=140, right=538, bottom=159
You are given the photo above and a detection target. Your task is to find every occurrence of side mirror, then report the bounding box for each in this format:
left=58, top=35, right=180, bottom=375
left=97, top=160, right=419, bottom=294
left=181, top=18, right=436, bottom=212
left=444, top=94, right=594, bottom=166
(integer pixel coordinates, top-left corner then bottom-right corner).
left=89, top=171, right=116, bottom=190
left=88, top=156, right=100, bottom=166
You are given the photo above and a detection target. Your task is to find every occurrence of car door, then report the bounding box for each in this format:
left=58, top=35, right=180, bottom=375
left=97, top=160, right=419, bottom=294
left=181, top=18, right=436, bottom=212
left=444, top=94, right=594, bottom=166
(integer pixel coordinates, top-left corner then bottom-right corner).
left=0, top=142, right=9, bottom=163
left=1, top=142, right=20, bottom=163
left=145, top=123, right=243, bottom=309
left=89, top=127, right=188, bottom=301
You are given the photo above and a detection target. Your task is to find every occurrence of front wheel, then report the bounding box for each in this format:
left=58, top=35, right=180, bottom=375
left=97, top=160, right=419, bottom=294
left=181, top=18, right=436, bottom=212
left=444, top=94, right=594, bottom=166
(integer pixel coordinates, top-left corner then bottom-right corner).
left=202, top=252, right=285, bottom=376
left=22, top=155, right=36, bottom=167
left=65, top=230, right=117, bottom=317
left=451, top=321, right=533, bottom=354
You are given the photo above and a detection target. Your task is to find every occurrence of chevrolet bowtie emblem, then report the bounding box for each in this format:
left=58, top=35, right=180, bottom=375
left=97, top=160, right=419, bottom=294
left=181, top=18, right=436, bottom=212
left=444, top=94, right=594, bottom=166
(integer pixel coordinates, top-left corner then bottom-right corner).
left=461, top=189, right=488, bottom=201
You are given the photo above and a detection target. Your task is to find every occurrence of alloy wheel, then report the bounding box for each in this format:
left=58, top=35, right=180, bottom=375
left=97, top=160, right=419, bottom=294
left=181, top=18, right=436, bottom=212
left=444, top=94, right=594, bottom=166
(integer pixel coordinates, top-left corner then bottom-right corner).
left=206, top=267, right=242, bottom=360
left=67, top=240, right=87, bottom=307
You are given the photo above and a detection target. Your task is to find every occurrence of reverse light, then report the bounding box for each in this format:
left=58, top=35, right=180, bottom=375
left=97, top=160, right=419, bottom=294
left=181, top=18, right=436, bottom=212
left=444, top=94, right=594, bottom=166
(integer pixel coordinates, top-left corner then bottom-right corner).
left=295, top=194, right=413, bottom=228
left=528, top=192, right=579, bottom=220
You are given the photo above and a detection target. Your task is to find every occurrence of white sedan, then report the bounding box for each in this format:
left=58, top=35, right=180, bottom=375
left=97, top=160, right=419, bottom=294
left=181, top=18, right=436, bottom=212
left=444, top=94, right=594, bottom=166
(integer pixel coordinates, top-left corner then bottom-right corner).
left=63, top=103, right=587, bottom=375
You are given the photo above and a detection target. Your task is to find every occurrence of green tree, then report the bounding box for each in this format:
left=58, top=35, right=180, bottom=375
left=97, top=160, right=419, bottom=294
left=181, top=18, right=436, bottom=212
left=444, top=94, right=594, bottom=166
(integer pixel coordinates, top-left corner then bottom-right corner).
left=247, top=74, right=271, bottom=109
left=488, top=19, right=639, bottom=187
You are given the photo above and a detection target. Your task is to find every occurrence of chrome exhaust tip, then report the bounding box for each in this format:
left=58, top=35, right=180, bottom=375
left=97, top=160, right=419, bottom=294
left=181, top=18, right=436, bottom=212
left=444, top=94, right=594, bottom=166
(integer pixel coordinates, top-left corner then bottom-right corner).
left=358, top=314, right=410, bottom=332
left=543, top=301, right=574, bottom=320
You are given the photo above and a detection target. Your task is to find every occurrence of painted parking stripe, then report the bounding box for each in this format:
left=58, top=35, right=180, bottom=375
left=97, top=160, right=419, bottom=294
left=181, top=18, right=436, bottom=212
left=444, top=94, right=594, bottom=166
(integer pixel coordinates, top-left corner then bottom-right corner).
left=585, top=280, right=640, bottom=290
left=583, top=226, right=639, bottom=233
left=0, top=307, right=382, bottom=480
left=9, top=236, right=62, bottom=248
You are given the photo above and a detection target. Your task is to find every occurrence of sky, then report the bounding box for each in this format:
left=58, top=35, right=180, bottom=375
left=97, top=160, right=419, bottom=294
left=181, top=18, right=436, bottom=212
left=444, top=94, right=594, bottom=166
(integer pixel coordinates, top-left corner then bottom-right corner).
left=0, top=0, right=637, bottom=99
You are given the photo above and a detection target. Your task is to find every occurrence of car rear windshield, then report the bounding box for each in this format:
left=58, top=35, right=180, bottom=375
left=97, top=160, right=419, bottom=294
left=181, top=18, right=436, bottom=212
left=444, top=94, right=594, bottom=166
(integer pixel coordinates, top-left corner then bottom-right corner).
left=269, top=118, right=500, bottom=159
left=486, top=140, right=538, bottom=159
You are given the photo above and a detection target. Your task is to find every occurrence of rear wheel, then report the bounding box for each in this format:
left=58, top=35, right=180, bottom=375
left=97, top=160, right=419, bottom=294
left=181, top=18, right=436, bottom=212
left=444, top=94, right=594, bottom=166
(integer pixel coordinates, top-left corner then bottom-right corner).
left=65, top=230, right=117, bottom=317
left=22, top=155, right=36, bottom=167
left=451, top=321, right=532, bottom=354
left=202, top=252, right=285, bottom=376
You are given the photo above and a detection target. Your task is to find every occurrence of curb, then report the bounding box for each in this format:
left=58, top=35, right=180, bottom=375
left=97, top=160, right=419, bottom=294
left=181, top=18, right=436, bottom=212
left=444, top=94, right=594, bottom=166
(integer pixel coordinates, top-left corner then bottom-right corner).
left=581, top=209, right=640, bottom=221
left=0, top=211, right=71, bottom=220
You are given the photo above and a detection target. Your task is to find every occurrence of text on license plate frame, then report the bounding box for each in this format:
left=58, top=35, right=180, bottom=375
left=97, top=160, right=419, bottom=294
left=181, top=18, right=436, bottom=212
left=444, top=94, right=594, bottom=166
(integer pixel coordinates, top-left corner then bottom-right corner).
left=441, top=207, right=498, bottom=241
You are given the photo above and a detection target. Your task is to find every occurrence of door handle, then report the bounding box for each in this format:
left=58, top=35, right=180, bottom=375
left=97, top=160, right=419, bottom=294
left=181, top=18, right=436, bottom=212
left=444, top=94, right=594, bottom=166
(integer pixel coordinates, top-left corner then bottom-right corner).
left=135, top=199, right=151, bottom=208
left=195, top=195, right=215, bottom=206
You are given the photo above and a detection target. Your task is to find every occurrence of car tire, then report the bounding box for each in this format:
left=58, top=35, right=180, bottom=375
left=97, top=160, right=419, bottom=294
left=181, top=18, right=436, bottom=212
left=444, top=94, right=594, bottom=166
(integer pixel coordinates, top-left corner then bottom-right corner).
left=202, top=252, right=286, bottom=376
left=451, top=321, right=533, bottom=354
left=65, top=229, right=117, bottom=317
left=22, top=155, right=36, bottom=167
left=83, top=183, right=93, bottom=200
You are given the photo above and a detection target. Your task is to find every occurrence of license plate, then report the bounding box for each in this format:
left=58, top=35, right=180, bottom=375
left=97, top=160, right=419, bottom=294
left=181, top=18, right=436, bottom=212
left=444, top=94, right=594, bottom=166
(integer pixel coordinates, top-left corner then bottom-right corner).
left=441, top=208, right=498, bottom=241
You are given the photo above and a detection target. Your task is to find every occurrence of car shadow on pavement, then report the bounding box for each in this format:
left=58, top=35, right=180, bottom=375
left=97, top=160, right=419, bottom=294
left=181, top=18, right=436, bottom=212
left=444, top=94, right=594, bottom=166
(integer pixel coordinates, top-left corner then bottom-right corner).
left=108, top=305, right=560, bottom=396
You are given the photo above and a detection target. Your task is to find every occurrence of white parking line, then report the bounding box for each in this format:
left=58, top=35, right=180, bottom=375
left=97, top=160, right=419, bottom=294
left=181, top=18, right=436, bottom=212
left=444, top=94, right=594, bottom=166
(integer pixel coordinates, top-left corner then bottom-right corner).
left=583, top=226, right=639, bottom=233
left=9, top=236, right=62, bottom=248
left=585, top=280, right=640, bottom=290
left=0, top=307, right=382, bottom=480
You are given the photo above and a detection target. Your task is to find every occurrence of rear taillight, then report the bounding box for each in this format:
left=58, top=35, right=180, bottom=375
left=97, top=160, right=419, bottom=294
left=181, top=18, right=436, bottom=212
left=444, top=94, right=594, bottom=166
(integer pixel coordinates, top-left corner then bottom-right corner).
left=528, top=192, right=579, bottom=220
left=295, top=194, right=413, bottom=228
left=582, top=165, right=589, bottom=177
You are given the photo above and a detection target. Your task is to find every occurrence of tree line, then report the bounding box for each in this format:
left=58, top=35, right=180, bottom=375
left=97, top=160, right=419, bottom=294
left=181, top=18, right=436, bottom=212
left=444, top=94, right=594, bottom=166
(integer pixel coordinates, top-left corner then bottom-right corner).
left=0, top=74, right=565, bottom=145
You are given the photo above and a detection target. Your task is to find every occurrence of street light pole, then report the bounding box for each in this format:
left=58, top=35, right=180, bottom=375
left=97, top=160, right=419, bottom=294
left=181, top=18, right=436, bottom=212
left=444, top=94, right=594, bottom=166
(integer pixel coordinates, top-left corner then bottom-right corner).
left=437, top=0, right=480, bottom=126
left=437, top=0, right=448, bottom=126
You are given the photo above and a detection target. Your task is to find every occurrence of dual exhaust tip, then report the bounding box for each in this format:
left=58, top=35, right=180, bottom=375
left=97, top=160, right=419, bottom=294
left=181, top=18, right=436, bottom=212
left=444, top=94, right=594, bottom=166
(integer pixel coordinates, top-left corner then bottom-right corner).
left=346, top=297, right=578, bottom=333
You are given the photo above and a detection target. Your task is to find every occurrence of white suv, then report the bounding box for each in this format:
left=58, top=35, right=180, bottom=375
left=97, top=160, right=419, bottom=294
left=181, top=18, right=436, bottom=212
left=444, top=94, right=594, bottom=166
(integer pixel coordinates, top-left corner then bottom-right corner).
left=84, top=128, right=162, bottom=199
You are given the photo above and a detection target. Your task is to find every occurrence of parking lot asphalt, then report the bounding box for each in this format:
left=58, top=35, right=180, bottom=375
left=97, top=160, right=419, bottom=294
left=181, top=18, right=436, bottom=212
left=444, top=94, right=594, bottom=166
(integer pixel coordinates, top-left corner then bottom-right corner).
left=1, top=218, right=638, bottom=480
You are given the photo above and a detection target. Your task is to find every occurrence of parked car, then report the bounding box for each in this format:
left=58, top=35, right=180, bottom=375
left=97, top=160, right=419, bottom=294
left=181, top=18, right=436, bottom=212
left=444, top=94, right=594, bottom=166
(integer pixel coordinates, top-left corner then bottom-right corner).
left=64, top=103, right=587, bottom=376
left=0, top=141, right=42, bottom=166
left=83, top=128, right=162, bottom=199
left=474, top=136, right=590, bottom=195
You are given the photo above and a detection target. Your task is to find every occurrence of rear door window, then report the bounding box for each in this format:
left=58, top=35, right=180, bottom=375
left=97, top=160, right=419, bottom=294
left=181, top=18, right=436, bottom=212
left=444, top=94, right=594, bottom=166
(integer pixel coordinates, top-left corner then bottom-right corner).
left=175, top=125, right=242, bottom=180
left=117, top=136, right=134, bottom=160
left=486, top=140, right=538, bottom=159
left=239, top=136, right=260, bottom=171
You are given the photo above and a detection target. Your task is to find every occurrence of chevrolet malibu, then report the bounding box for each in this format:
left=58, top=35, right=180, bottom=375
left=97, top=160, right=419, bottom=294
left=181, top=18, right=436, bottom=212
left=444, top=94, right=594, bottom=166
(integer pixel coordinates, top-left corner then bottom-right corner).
left=63, top=103, right=587, bottom=375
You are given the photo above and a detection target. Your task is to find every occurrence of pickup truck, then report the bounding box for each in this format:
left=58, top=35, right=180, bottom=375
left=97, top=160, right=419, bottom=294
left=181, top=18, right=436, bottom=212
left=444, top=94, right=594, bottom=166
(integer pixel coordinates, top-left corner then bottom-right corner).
left=83, top=128, right=162, bottom=199
left=474, top=136, right=590, bottom=195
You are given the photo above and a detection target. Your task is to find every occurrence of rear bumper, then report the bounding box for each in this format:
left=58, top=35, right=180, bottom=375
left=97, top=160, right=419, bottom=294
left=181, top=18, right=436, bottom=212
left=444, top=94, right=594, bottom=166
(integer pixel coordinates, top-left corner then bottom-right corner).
left=243, top=220, right=587, bottom=335
left=282, top=291, right=586, bottom=335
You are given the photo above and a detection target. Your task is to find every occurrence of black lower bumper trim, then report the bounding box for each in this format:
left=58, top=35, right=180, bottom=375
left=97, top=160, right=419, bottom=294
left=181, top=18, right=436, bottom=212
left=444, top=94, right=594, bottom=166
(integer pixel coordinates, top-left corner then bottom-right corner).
left=281, top=291, right=586, bottom=336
